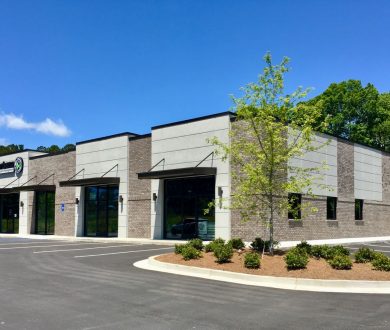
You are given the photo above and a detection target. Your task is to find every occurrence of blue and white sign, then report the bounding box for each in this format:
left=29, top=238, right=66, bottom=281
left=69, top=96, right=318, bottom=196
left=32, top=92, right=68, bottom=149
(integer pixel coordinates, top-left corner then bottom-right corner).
left=60, top=203, right=65, bottom=212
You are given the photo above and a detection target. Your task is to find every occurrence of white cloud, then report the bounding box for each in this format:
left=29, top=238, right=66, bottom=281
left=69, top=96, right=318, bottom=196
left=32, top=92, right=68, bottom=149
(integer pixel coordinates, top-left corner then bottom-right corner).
left=0, top=138, right=9, bottom=145
left=0, top=113, right=71, bottom=137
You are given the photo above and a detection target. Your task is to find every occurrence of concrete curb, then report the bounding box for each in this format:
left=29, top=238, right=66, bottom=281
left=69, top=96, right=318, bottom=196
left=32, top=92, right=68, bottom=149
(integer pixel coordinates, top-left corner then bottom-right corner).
left=133, top=255, right=390, bottom=294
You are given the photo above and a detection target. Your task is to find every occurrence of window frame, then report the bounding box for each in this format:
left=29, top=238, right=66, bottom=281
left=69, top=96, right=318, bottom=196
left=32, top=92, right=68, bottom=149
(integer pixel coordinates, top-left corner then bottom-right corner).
left=326, top=196, right=337, bottom=220
left=355, top=199, right=364, bottom=221
left=288, top=193, right=302, bottom=220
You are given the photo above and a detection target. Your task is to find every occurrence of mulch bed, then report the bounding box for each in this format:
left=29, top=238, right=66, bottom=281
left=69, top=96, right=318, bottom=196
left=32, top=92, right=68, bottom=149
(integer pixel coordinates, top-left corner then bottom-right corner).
left=156, top=251, right=390, bottom=281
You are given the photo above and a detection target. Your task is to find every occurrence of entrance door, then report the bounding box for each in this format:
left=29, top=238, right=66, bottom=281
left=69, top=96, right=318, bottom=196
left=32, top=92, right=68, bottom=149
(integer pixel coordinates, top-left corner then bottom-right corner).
left=84, top=185, right=118, bottom=237
left=0, top=194, right=19, bottom=234
left=35, top=191, right=55, bottom=235
left=164, top=176, right=215, bottom=240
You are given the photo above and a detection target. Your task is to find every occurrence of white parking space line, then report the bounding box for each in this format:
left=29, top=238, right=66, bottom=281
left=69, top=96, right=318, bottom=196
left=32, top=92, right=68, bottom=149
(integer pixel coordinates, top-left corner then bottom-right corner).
left=363, top=243, right=390, bottom=249
left=0, top=241, right=68, bottom=246
left=74, top=247, right=173, bottom=258
left=349, top=247, right=390, bottom=253
left=33, top=244, right=143, bottom=254
left=0, top=242, right=105, bottom=250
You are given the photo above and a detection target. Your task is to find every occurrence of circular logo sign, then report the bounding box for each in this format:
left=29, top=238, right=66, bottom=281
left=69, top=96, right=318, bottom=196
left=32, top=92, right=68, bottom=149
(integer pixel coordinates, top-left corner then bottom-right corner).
left=14, top=157, right=24, bottom=174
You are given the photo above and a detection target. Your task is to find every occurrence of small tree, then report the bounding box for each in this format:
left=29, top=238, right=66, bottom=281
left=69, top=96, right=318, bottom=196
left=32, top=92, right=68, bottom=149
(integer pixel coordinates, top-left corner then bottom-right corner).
left=210, top=53, right=329, bottom=255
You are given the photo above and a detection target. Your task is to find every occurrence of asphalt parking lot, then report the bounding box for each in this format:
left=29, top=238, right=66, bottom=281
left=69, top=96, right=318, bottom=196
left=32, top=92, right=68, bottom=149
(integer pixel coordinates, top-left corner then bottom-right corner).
left=346, top=241, right=390, bottom=256
left=0, top=238, right=389, bottom=330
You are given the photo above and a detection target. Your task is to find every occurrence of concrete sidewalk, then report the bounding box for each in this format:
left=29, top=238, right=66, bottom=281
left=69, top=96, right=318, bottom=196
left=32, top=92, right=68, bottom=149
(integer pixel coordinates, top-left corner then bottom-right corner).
left=3, top=233, right=390, bottom=248
left=0, top=234, right=179, bottom=246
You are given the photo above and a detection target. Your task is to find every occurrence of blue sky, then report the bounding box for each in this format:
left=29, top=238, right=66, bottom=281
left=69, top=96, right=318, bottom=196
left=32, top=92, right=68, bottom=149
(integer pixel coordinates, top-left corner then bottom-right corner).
left=0, top=0, right=389, bottom=148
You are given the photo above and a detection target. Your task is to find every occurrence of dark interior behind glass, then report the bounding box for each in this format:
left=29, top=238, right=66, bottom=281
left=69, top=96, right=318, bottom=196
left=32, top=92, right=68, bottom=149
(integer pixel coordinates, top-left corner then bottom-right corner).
left=164, top=176, right=215, bottom=240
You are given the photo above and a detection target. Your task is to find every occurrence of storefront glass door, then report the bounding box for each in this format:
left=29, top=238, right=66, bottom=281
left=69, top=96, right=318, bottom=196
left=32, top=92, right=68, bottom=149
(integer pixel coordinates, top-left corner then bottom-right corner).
left=84, top=185, right=118, bottom=237
left=35, top=191, right=55, bottom=235
left=0, top=194, right=19, bottom=234
left=164, top=176, right=215, bottom=240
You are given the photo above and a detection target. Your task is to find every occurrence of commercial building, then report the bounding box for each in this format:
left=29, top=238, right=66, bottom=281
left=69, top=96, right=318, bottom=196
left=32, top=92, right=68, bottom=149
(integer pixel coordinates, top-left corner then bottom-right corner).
left=1, top=111, right=390, bottom=243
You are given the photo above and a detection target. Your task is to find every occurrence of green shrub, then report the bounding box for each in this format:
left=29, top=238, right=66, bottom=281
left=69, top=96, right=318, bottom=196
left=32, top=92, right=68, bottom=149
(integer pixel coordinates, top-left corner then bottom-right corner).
left=311, top=245, right=326, bottom=259
left=213, top=243, right=234, bottom=264
left=284, top=248, right=308, bottom=270
left=290, top=247, right=308, bottom=256
left=320, top=246, right=336, bottom=259
left=250, top=238, right=279, bottom=252
left=296, top=241, right=312, bottom=256
left=328, top=255, right=353, bottom=270
left=251, top=237, right=267, bottom=251
left=354, top=247, right=376, bottom=263
left=372, top=253, right=390, bottom=271
left=181, top=245, right=202, bottom=261
left=311, top=245, right=349, bottom=260
left=188, top=238, right=204, bottom=251
left=229, top=238, right=245, bottom=250
left=244, top=252, right=261, bottom=269
left=331, top=245, right=350, bottom=257
left=205, top=243, right=213, bottom=253
left=174, top=243, right=186, bottom=255
left=213, top=238, right=225, bottom=245
left=205, top=238, right=225, bottom=253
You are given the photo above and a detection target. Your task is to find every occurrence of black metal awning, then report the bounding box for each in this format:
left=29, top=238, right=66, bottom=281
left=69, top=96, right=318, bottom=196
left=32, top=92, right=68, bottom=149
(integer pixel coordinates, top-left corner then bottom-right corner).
left=0, top=185, right=56, bottom=193
left=16, top=184, right=56, bottom=192
left=59, top=177, right=120, bottom=187
left=0, top=174, right=57, bottom=194
left=137, top=167, right=217, bottom=180
left=0, top=188, right=18, bottom=194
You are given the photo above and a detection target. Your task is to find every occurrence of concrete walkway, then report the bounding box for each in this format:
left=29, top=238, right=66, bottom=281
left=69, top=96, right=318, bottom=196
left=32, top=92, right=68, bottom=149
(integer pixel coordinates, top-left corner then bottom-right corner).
left=2, top=233, right=390, bottom=248
left=0, top=233, right=179, bottom=246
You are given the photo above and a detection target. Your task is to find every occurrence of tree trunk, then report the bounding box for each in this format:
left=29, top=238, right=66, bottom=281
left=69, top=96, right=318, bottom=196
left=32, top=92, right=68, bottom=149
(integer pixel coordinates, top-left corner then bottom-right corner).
left=269, top=205, right=274, bottom=255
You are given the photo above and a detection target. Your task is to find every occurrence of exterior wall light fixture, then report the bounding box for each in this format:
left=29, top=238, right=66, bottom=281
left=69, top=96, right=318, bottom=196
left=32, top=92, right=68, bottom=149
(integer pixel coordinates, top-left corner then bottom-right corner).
left=75, top=198, right=79, bottom=205
left=20, top=201, right=24, bottom=208
left=218, top=187, right=223, bottom=209
left=119, top=195, right=124, bottom=203
left=153, top=193, right=158, bottom=201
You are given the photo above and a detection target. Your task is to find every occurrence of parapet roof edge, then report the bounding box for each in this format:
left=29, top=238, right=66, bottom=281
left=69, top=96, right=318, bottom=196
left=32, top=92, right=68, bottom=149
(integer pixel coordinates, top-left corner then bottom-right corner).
left=128, top=133, right=152, bottom=141
left=0, top=149, right=45, bottom=158
left=76, top=132, right=139, bottom=146
left=30, top=149, right=76, bottom=160
left=151, top=111, right=236, bottom=130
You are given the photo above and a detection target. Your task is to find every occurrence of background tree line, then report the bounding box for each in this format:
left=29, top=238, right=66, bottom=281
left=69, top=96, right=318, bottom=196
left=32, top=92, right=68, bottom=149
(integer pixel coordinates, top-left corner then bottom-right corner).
left=304, top=80, right=390, bottom=151
left=0, top=143, right=75, bottom=156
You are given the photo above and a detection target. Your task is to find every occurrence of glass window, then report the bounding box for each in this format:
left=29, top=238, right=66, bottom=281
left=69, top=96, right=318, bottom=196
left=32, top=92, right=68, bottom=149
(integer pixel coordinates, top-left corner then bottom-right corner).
left=35, top=191, right=55, bottom=235
left=164, top=176, right=215, bottom=240
left=327, top=197, right=337, bottom=220
left=288, top=193, right=302, bottom=220
left=84, top=185, right=118, bottom=237
left=107, top=187, right=118, bottom=237
left=86, top=187, right=98, bottom=201
left=35, top=192, right=46, bottom=234
left=0, top=194, right=19, bottom=234
left=355, top=199, right=363, bottom=220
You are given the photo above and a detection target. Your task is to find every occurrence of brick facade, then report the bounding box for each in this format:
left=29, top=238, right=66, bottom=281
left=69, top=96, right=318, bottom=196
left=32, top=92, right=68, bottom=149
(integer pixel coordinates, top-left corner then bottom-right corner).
left=230, top=124, right=390, bottom=242
left=28, top=151, right=76, bottom=236
left=128, top=136, right=151, bottom=238
left=13, top=112, right=390, bottom=242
